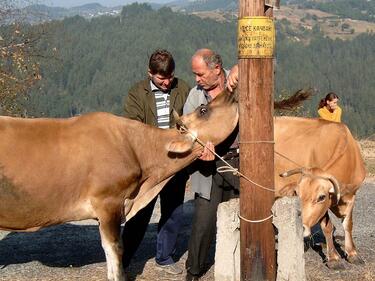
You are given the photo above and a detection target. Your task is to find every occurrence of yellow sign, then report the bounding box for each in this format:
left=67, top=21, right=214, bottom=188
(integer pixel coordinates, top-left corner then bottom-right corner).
left=238, top=17, right=275, bottom=58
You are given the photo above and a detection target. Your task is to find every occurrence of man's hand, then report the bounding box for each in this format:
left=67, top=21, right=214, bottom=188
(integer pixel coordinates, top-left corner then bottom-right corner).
left=199, top=141, right=215, bottom=161
left=226, top=64, right=238, bottom=92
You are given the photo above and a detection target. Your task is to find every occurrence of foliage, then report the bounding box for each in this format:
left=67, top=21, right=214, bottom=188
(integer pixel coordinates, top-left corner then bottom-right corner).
left=25, top=4, right=236, bottom=117
left=0, top=0, right=46, bottom=115
left=291, top=0, right=375, bottom=23
left=276, top=32, right=375, bottom=137
left=174, top=0, right=237, bottom=12
left=1, top=3, right=372, bottom=138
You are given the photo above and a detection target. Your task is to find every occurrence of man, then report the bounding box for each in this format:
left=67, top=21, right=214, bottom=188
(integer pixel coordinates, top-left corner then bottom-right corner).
left=122, top=49, right=190, bottom=275
left=183, top=49, right=239, bottom=281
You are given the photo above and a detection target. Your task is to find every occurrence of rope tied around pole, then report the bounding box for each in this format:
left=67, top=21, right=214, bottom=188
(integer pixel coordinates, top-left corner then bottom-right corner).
left=238, top=212, right=274, bottom=223
left=216, top=164, right=274, bottom=223
left=239, top=140, right=275, bottom=144
left=179, top=125, right=275, bottom=223
left=179, top=124, right=306, bottom=223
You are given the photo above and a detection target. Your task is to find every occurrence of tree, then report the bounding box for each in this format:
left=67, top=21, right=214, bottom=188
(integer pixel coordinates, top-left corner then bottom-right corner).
left=0, top=0, right=43, bottom=115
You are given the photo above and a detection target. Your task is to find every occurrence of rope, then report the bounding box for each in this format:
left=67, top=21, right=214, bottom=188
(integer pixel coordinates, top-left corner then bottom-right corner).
left=185, top=128, right=276, bottom=193
left=182, top=127, right=275, bottom=223
left=275, top=151, right=304, bottom=168
left=180, top=125, right=305, bottom=224
left=238, top=212, right=273, bottom=223
left=239, top=140, right=275, bottom=144
left=217, top=165, right=275, bottom=192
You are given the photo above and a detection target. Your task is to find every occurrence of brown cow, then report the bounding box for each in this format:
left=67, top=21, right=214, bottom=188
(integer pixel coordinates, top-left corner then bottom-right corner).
left=275, top=117, right=366, bottom=268
left=0, top=90, right=238, bottom=281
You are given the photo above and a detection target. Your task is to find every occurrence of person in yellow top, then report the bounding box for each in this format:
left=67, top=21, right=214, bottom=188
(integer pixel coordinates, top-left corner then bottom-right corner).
left=318, top=92, right=342, bottom=122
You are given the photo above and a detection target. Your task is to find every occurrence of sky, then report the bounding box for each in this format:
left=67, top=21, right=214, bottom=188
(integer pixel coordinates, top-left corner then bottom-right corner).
left=39, top=0, right=172, bottom=8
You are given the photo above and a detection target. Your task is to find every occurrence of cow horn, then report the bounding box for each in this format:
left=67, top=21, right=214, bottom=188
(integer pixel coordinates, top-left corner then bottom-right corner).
left=279, top=167, right=305, bottom=178
left=326, top=175, right=341, bottom=203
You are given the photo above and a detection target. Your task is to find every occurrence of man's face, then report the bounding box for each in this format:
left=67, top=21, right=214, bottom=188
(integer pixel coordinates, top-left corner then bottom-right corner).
left=148, top=70, right=174, bottom=92
left=191, top=57, right=220, bottom=91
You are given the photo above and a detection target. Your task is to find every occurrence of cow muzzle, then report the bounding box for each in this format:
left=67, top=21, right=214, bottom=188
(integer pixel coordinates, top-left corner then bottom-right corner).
left=302, top=224, right=311, bottom=237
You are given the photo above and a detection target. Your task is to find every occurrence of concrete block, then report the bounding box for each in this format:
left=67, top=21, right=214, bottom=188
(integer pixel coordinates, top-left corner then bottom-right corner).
left=272, top=197, right=306, bottom=281
left=215, top=198, right=240, bottom=281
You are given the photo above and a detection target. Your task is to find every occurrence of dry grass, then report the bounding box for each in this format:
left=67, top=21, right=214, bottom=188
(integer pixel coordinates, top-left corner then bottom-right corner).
left=190, top=11, right=232, bottom=22
left=191, top=5, right=375, bottom=41
left=359, top=140, right=375, bottom=177
left=275, top=5, right=375, bottom=40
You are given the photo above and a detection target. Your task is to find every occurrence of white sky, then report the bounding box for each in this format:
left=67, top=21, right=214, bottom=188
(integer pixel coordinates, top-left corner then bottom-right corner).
left=39, top=0, right=171, bottom=8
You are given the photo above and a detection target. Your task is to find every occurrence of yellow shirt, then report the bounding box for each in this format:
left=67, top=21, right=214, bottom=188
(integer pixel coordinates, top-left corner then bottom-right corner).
left=318, top=106, right=342, bottom=122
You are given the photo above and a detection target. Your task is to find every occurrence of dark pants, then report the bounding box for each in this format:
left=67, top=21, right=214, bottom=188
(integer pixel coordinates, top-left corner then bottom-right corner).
left=186, top=157, right=239, bottom=276
left=122, top=170, right=188, bottom=268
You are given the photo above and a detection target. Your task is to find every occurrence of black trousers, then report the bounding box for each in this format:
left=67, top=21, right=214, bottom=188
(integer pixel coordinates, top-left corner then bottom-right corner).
left=122, top=169, right=188, bottom=268
left=186, top=157, right=239, bottom=276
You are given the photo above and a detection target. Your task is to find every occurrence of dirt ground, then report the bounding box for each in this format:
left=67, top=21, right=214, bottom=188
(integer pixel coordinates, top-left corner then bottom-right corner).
left=1, top=142, right=374, bottom=281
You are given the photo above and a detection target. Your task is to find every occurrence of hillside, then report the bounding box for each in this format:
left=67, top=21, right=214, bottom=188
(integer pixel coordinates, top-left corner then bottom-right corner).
left=276, top=5, right=375, bottom=41
left=23, top=3, right=121, bottom=22
left=191, top=4, right=375, bottom=41
left=169, top=0, right=375, bottom=22
left=24, top=1, right=375, bottom=41
left=168, top=0, right=237, bottom=12
left=1, top=3, right=374, bottom=137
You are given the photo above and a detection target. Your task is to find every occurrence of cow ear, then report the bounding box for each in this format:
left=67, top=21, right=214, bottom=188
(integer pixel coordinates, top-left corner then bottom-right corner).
left=277, top=182, right=298, bottom=197
left=166, top=135, right=194, bottom=153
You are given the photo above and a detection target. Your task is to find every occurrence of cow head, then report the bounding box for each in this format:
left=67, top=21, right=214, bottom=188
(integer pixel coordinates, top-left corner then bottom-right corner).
left=280, top=167, right=340, bottom=237
left=167, top=89, right=238, bottom=153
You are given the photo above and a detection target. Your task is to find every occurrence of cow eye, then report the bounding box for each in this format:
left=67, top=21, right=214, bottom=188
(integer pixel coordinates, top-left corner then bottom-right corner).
left=199, top=106, right=208, bottom=116
left=317, top=194, right=326, bottom=203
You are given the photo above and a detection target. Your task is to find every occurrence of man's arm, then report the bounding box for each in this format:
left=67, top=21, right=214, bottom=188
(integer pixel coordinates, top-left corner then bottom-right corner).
left=183, top=91, right=197, bottom=115
left=199, top=141, right=215, bottom=161
left=226, top=64, right=238, bottom=92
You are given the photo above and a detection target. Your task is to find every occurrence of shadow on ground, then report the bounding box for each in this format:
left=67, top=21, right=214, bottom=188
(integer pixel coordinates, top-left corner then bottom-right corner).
left=0, top=199, right=195, bottom=277
left=0, top=224, right=105, bottom=268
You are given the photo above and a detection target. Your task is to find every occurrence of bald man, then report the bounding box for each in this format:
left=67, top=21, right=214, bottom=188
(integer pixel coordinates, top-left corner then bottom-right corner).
left=183, top=49, right=239, bottom=281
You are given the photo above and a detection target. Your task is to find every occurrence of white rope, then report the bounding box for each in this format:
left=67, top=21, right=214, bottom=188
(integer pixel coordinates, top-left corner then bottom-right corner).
left=182, top=128, right=275, bottom=223
left=181, top=126, right=310, bottom=224
left=238, top=212, right=273, bottom=223
left=182, top=128, right=276, bottom=192
left=239, top=140, right=275, bottom=144
left=216, top=162, right=274, bottom=222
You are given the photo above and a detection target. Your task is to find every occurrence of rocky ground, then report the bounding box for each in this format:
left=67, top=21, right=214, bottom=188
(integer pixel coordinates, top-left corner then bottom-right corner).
left=0, top=142, right=374, bottom=281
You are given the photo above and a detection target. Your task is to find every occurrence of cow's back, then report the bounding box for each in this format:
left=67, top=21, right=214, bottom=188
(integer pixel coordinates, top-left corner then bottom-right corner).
left=0, top=113, right=140, bottom=231
left=274, top=117, right=366, bottom=196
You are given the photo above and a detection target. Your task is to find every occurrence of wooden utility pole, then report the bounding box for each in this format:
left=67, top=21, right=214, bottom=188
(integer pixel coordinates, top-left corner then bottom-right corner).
left=238, top=0, right=277, bottom=280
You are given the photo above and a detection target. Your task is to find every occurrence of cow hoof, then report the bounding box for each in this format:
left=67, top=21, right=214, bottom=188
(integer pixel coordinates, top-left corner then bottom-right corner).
left=347, top=255, right=365, bottom=265
left=326, top=260, right=346, bottom=270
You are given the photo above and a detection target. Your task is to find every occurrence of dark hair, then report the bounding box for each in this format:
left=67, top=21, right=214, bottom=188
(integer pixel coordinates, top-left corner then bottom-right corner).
left=201, top=50, right=223, bottom=70
left=148, top=49, right=175, bottom=76
left=318, top=92, right=339, bottom=109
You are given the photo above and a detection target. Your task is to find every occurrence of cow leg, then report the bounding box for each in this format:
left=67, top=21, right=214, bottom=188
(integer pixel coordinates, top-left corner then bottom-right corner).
left=98, top=213, right=125, bottom=281
left=320, top=212, right=344, bottom=269
left=342, top=195, right=364, bottom=264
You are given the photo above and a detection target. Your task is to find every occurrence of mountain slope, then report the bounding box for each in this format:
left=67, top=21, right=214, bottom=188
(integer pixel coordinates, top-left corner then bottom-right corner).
left=8, top=3, right=374, bottom=137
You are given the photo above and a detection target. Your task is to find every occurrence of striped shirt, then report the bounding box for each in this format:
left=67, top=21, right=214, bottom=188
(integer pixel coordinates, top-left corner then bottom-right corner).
left=150, top=81, right=170, bottom=129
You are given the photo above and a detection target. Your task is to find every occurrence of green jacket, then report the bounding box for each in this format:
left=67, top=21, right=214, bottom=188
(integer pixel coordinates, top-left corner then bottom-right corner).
left=124, top=78, right=190, bottom=128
